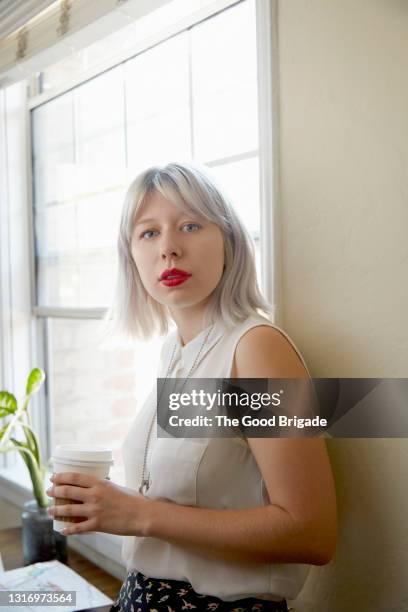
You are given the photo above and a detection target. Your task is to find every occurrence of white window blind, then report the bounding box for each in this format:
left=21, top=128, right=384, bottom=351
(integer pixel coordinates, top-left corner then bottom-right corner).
left=0, top=0, right=174, bottom=87
left=0, top=0, right=55, bottom=38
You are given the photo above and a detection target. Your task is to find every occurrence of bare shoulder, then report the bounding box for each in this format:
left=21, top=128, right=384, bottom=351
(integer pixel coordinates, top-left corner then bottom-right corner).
left=230, top=326, right=337, bottom=562
left=232, top=324, right=308, bottom=379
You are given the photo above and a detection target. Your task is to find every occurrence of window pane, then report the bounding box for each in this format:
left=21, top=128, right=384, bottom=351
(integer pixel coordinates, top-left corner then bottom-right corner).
left=32, top=65, right=127, bottom=308
left=211, top=157, right=261, bottom=282
left=32, top=93, right=75, bottom=205
left=34, top=189, right=125, bottom=307
left=75, top=66, right=126, bottom=193
left=191, top=0, right=258, bottom=160
left=210, top=157, right=260, bottom=237
left=125, top=34, right=191, bottom=175
left=48, top=318, right=162, bottom=485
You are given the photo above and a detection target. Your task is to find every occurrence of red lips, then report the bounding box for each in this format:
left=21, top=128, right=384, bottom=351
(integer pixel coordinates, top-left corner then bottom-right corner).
left=159, top=268, right=191, bottom=281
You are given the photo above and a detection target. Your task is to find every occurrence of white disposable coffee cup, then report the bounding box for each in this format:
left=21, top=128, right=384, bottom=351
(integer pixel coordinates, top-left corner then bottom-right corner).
left=50, top=444, right=114, bottom=534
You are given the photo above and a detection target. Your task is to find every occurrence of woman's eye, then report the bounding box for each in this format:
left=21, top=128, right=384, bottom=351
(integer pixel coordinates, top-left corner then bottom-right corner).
left=182, top=223, right=201, bottom=232
left=140, top=230, right=158, bottom=239
left=140, top=223, right=200, bottom=239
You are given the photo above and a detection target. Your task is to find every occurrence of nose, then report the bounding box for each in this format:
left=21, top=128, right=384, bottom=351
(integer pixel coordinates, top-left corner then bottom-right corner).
left=160, top=231, right=182, bottom=263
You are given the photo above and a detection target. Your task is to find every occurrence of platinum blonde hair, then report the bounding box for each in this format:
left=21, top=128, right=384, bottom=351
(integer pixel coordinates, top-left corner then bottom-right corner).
left=107, top=161, right=274, bottom=341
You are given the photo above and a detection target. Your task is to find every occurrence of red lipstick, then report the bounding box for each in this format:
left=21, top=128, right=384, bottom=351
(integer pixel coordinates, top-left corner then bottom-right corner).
left=159, top=268, right=192, bottom=287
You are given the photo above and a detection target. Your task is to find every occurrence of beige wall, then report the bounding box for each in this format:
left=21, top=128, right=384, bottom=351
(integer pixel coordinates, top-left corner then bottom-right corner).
left=277, top=1, right=408, bottom=610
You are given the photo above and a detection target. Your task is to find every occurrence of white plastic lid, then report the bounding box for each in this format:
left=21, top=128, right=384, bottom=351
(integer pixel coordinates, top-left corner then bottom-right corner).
left=51, top=444, right=113, bottom=463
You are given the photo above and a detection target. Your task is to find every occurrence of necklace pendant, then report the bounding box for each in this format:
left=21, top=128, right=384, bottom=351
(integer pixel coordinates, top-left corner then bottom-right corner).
left=139, top=478, right=150, bottom=495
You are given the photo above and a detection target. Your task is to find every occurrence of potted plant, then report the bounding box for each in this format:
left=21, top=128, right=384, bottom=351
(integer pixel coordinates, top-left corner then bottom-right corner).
left=0, top=368, right=67, bottom=565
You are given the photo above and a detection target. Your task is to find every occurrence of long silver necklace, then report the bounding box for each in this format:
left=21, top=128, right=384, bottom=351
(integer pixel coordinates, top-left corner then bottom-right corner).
left=139, top=324, right=214, bottom=495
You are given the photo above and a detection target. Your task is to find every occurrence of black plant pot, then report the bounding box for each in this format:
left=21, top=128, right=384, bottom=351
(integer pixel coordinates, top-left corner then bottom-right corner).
left=21, top=499, right=68, bottom=566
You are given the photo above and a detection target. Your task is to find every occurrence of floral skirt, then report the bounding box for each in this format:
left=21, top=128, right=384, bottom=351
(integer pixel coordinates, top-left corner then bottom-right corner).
left=109, top=571, right=288, bottom=612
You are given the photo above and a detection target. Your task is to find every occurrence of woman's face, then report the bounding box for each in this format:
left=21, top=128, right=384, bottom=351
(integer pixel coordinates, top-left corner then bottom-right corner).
left=131, top=190, right=225, bottom=314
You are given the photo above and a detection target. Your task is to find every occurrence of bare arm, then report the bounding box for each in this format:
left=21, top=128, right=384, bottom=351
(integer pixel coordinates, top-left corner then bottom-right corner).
left=143, top=494, right=329, bottom=565
left=137, top=326, right=338, bottom=565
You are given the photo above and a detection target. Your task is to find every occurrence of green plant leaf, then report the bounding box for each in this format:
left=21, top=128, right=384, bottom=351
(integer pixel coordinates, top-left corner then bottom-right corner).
left=0, top=424, right=10, bottom=442
left=21, top=424, right=41, bottom=466
left=0, top=391, right=17, bottom=416
left=26, top=368, right=46, bottom=397
left=11, top=437, right=31, bottom=469
left=0, top=416, right=18, bottom=448
left=10, top=438, right=48, bottom=507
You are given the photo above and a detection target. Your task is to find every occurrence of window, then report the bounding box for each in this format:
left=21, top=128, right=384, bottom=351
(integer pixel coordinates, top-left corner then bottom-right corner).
left=29, top=0, right=262, bottom=487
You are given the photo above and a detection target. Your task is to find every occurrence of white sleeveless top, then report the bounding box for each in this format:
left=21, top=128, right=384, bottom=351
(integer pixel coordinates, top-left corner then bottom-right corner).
left=121, top=314, right=312, bottom=602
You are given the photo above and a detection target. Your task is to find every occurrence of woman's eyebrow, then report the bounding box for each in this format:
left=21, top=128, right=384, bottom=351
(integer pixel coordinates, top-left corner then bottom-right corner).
left=134, top=213, right=202, bottom=227
left=134, top=217, right=156, bottom=227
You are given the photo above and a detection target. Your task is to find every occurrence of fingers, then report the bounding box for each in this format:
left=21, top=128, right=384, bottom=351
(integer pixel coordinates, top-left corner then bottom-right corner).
left=50, top=472, right=96, bottom=487
left=60, top=518, right=96, bottom=536
left=48, top=502, right=93, bottom=518
left=47, top=484, right=89, bottom=502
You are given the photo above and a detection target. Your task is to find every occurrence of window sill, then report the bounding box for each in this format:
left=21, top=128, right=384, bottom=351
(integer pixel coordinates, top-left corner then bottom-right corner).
left=0, top=466, right=127, bottom=581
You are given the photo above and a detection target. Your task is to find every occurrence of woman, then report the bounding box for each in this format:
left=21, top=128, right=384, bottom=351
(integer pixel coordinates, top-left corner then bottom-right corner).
left=46, top=162, right=337, bottom=611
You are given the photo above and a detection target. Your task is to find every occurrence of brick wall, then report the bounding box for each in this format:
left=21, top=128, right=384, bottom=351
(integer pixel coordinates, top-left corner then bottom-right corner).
left=49, top=318, right=162, bottom=485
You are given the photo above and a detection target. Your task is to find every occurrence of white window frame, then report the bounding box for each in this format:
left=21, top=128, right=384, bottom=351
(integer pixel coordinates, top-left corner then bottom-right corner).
left=0, top=0, right=279, bottom=580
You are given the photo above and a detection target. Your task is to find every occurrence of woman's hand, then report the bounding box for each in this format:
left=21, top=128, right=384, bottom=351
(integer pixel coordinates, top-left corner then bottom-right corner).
left=46, top=472, right=151, bottom=536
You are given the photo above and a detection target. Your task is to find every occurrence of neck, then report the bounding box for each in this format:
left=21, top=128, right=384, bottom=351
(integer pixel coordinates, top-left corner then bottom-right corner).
left=169, top=304, right=211, bottom=346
